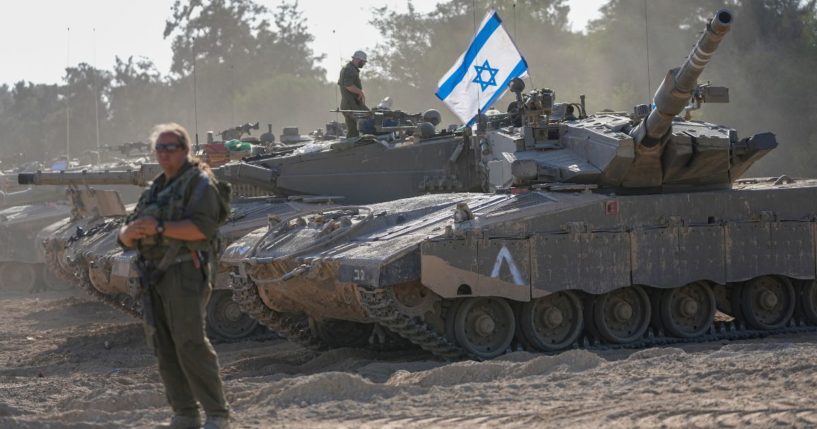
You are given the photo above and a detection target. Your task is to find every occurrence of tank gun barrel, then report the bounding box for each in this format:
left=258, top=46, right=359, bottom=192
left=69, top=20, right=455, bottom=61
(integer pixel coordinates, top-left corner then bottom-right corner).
left=17, top=164, right=164, bottom=187
left=17, top=161, right=279, bottom=194
left=210, top=162, right=277, bottom=189
left=633, top=9, right=732, bottom=147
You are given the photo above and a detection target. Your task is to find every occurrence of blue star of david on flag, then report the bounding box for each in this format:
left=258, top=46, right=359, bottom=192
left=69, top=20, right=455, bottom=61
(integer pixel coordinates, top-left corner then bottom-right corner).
left=435, top=9, right=528, bottom=125
left=472, top=60, right=499, bottom=91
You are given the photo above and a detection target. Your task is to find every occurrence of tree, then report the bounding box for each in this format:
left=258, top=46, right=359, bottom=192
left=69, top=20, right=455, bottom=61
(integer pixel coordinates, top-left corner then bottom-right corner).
left=164, top=0, right=269, bottom=77
left=162, top=0, right=326, bottom=132
left=108, top=56, right=180, bottom=143
left=62, top=63, right=113, bottom=159
left=0, top=82, right=65, bottom=162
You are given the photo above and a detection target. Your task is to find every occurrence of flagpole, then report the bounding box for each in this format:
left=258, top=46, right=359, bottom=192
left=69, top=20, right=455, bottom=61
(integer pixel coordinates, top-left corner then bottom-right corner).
left=333, top=28, right=340, bottom=123
left=643, top=0, right=653, bottom=103
left=192, top=36, right=199, bottom=152
left=472, top=0, right=481, bottom=128
left=435, top=8, right=528, bottom=128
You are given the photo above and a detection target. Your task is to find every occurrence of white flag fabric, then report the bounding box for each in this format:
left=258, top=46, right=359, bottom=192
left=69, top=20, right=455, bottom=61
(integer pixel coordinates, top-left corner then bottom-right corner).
left=435, top=10, right=528, bottom=125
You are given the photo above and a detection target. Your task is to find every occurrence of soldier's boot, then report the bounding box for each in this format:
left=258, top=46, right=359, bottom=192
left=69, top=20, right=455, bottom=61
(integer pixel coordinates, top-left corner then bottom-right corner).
left=167, top=414, right=202, bottom=429
left=203, top=416, right=230, bottom=429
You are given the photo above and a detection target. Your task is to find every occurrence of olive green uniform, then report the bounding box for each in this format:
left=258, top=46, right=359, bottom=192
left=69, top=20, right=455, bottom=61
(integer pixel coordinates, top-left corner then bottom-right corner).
left=124, top=161, right=229, bottom=420
left=338, top=61, right=368, bottom=137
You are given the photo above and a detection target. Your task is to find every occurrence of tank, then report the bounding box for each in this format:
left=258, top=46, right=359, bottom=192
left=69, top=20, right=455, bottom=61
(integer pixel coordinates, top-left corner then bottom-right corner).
left=220, top=10, right=817, bottom=359
left=239, top=104, right=483, bottom=204
left=0, top=170, right=74, bottom=292
left=18, top=164, right=281, bottom=340
left=0, top=201, right=73, bottom=293
left=21, top=99, right=491, bottom=339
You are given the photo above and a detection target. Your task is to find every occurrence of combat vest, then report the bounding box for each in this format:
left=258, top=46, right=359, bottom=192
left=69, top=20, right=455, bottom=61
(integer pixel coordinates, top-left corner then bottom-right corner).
left=133, top=161, right=230, bottom=262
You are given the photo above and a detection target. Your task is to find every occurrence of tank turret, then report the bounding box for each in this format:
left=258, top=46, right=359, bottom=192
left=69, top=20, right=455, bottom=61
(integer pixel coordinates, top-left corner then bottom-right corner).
left=479, top=9, right=778, bottom=192
left=631, top=9, right=732, bottom=149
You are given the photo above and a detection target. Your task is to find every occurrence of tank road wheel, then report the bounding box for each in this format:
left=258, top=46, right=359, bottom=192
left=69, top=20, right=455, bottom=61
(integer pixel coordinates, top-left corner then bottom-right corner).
left=592, top=285, right=651, bottom=344
left=311, top=319, right=374, bottom=349
left=519, top=291, right=583, bottom=352
left=799, top=280, right=817, bottom=325
left=40, top=265, right=71, bottom=291
left=0, top=262, right=39, bottom=294
left=453, top=297, right=515, bottom=359
left=206, top=289, right=259, bottom=340
left=659, top=282, right=715, bottom=338
left=738, top=276, right=795, bottom=330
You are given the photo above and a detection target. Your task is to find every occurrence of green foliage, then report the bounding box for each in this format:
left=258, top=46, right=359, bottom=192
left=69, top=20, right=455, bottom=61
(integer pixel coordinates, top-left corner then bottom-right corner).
left=160, top=0, right=326, bottom=134
left=234, top=74, right=335, bottom=135
left=164, top=0, right=323, bottom=79
left=0, top=82, right=64, bottom=162
left=108, top=56, right=179, bottom=143
left=164, top=0, right=270, bottom=77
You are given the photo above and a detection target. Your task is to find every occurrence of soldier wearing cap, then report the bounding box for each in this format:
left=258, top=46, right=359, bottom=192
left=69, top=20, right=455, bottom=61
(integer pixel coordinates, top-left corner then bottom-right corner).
left=338, top=50, right=369, bottom=137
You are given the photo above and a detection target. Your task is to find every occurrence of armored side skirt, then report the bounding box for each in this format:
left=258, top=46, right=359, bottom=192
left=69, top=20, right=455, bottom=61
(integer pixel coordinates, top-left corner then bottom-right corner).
left=422, top=185, right=817, bottom=300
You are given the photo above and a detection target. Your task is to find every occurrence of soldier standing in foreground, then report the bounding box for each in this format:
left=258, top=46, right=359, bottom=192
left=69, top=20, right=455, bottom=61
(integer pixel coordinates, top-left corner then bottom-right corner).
left=118, top=123, right=231, bottom=429
left=338, top=50, right=369, bottom=137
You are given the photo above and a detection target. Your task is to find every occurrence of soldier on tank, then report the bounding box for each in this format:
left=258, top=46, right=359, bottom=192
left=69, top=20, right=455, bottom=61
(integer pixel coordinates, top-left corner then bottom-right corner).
left=338, top=50, right=369, bottom=137
left=117, top=123, right=231, bottom=429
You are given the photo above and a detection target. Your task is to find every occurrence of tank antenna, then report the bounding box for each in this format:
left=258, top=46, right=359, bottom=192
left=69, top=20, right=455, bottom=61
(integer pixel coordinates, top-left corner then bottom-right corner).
left=192, top=37, right=200, bottom=152
left=513, top=2, right=517, bottom=41
left=471, top=0, right=482, bottom=123
left=643, top=0, right=653, bottom=103
left=93, top=27, right=100, bottom=153
left=334, top=28, right=340, bottom=123
left=65, top=26, right=71, bottom=163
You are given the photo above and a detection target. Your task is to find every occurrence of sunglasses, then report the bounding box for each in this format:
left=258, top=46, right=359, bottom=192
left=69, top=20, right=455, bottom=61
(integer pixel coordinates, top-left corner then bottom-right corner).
left=155, top=143, right=183, bottom=153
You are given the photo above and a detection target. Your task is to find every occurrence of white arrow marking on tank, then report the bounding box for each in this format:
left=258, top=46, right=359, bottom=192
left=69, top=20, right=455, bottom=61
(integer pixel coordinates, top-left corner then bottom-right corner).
left=491, top=245, right=525, bottom=286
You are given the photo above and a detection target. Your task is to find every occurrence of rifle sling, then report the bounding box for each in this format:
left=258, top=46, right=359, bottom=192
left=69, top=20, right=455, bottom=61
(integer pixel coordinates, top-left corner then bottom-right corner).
left=154, top=170, right=211, bottom=273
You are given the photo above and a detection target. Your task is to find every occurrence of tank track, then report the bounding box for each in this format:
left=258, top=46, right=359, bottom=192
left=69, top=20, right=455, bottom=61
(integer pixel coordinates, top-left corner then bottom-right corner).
left=44, top=249, right=82, bottom=287
left=357, top=284, right=817, bottom=361
left=579, top=319, right=817, bottom=352
left=46, top=247, right=140, bottom=320
left=74, top=257, right=143, bottom=319
left=231, top=276, right=325, bottom=350
left=69, top=261, right=275, bottom=343
left=357, top=286, right=467, bottom=360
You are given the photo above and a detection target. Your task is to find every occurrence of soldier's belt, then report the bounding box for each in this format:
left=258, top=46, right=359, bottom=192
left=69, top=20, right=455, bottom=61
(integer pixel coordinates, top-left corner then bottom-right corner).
left=142, top=252, right=196, bottom=268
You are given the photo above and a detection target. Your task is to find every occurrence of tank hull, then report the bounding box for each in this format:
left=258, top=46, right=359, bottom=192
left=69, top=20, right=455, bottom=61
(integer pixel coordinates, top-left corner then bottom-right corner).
left=225, top=180, right=817, bottom=358
left=45, top=196, right=337, bottom=341
left=0, top=203, right=72, bottom=293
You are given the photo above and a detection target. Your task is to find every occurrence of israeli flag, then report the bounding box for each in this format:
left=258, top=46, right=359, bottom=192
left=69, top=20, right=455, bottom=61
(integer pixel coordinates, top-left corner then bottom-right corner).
left=435, top=10, right=528, bottom=125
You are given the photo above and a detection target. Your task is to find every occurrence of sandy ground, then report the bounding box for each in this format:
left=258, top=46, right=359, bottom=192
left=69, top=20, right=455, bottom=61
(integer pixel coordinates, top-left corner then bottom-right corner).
left=3, top=288, right=817, bottom=429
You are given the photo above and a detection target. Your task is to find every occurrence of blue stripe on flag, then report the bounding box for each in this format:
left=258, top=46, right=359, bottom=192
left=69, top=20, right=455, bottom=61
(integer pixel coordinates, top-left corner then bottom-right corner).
left=466, top=58, right=528, bottom=126
left=435, top=12, right=502, bottom=101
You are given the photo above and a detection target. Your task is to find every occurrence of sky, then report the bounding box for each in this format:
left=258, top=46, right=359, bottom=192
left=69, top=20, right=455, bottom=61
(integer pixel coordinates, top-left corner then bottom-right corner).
left=0, top=0, right=606, bottom=87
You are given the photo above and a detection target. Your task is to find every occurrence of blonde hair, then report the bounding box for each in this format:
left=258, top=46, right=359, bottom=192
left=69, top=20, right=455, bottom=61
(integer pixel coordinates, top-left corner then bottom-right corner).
left=150, top=122, right=210, bottom=168
left=150, top=122, right=191, bottom=157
